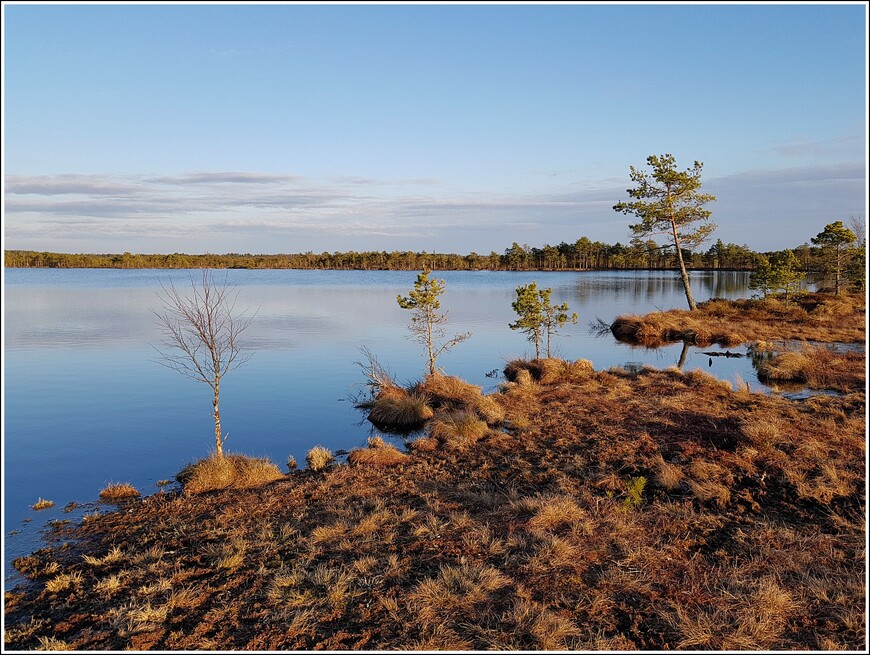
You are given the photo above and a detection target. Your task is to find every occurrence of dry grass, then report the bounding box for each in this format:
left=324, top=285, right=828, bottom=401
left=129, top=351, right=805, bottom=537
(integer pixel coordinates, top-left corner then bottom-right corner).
left=305, top=446, right=334, bottom=472
left=82, top=545, right=125, bottom=567
left=176, top=453, right=284, bottom=494
left=347, top=437, right=409, bottom=467
left=611, top=292, right=864, bottom=347
left=611, top=313, right=744, bottom=348
left=31, top=498, right=54, bottom=511
left=418, top=373, right=506, bottom=424
left=99, top=482, right=141, bottom=503
left=364, top=385, right=435, bottom=431
left=505, top=358, right=594, bottom=385
left=428, top=411, right=489, bottom=451
left=5, top=361, right=864, bottom=651
left=755, top=344, right=865, bottom=392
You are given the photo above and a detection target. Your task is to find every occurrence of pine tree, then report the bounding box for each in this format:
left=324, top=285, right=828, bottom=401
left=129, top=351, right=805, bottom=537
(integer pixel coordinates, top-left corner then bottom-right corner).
left=812, top=221, right=857, bottom=295
left=510, top=282, right=577, bottom=359
left=613, top=154, right=717, bottom=310
left=397, top=269, right=470, bottom=375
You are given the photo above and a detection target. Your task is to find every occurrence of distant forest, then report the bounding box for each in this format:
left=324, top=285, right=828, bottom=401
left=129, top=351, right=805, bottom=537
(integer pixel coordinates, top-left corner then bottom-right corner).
left=0, top=237, right=841, bottom=273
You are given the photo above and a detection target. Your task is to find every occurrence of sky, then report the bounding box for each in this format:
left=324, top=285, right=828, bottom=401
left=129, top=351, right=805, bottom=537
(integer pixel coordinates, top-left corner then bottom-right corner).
left=2, top=1, right=867, bottom=255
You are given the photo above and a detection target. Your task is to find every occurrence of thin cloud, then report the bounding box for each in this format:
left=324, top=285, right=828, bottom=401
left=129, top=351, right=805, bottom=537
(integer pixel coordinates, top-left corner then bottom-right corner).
left=6, top=174, right=145, bottom=197
left=769, top=134, right=865, bottom=159
left=3, top=163, right=865, bottom=253
left=146, top=172, right=302, bottom=185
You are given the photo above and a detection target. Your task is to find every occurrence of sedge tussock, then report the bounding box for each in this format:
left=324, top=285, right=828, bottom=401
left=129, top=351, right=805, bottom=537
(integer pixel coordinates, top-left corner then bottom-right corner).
left=418, top=373, right=482, bottom=405
left=524, top=495, right=588, bottom=535
left=305, top=446, right=334, bottom=471
left=531, top=608, right=582, bottom=650
left=98, top=482, right=140, bottom=502
left=44, top=571, right=83, bottom=594
left=82, top=545, right=125, bottom=567
left=177, top=453, right=284, bottom=494
left=428, top=411, right=488, bottom=451
left=409, top=564, right=512, bottom=627
left=95, top=573, right=125, bottom=596
left=347, top=438, right=409, bottom=467
left=31, top=498, right=54, bottom=511
left=366, top=386, right=434, bottom=431
left=652, top=454, right=684, bottom=491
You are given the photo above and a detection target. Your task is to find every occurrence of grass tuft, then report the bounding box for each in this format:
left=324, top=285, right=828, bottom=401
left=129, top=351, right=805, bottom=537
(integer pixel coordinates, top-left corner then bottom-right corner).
left=428, top=411, right=489, bottom=451
left=347, top=437, right=409, bottom=467
left=99, top=482, right=141, bottom=503
left=364, top=386, right=434, bottom=431
left=177, top=453, right=284, bottom=494
left=305, top=446, right=334, bottom=471
left=31, top=498, right=55, bottom=511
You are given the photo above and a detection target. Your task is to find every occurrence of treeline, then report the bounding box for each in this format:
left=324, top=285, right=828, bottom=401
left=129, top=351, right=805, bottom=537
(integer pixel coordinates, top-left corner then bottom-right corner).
left=0, top=236, right=848, bottom=273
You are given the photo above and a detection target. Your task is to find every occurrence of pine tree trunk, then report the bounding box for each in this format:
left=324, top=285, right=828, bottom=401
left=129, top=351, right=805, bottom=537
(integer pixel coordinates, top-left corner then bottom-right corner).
left=835, top=245, right=842, bottom=295
left=671, top=221, right=698, bottom=310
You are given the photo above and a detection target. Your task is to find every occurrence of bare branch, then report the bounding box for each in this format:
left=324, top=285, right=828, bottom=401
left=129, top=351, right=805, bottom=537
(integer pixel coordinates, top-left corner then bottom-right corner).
left=151, top=269, right=255, bottom=456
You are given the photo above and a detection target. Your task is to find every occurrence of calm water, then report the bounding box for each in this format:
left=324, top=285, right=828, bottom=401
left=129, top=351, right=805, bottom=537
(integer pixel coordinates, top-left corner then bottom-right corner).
left=4, top=268, right=765, bottom=579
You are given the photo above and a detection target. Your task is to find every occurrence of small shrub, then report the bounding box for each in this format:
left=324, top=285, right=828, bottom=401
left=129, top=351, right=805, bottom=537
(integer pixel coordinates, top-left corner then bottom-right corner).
left=621, top=476, right=647, bottom=511
left=31, top=498, right=54, bottom=511
left=306, top=446, right=334, bottom=471
left=287, top=455, right=297, bottom=472
left=99, top=482, right=140, bottom=503
left=177, top=453, right=284, bottom=494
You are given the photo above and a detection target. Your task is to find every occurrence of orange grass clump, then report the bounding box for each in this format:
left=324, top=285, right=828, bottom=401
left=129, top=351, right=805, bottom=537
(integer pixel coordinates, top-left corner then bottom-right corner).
left=176, top=453, right=284, bottom=494
left=348, top=436, right=409, bottom=467
left=98, top=483, right=141, bottom=503
left=365, top=386, right=435, bottom=432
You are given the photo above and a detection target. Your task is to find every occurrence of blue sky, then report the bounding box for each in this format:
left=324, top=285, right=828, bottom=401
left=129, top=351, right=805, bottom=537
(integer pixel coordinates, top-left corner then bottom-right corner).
left=2, top=2, right=867, bottom=255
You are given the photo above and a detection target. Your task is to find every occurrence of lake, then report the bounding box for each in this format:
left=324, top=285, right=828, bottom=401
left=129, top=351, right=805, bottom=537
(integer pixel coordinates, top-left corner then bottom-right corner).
left=4, top=268, right=769, bottom=579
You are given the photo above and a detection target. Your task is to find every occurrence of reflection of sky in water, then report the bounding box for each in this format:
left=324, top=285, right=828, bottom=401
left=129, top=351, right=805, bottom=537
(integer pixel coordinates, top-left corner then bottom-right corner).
left=5, top=268, right=783, bottom=580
